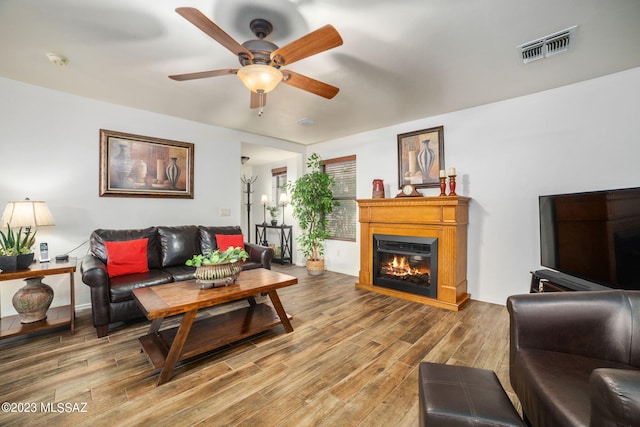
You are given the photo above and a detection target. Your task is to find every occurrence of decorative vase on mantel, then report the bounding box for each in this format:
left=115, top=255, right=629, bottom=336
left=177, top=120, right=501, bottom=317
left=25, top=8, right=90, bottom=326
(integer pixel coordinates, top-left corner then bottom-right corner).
left=12, top=276, right=54, bottom=323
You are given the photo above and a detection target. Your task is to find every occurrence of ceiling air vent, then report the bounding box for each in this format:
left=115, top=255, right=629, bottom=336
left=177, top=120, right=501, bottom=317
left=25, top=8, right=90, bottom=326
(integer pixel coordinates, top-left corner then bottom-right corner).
left=517, top=26, right=577, bottom=64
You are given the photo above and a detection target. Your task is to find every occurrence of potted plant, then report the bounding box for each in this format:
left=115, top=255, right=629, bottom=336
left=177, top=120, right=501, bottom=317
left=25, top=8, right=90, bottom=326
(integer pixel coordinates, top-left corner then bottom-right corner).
left=0, top=225, right=37, bottom=272
left=285, top=153, right=337, bottom=275
left=185, top=246, right=248, bottom=288
left=266, top=205, right=280, bottom=226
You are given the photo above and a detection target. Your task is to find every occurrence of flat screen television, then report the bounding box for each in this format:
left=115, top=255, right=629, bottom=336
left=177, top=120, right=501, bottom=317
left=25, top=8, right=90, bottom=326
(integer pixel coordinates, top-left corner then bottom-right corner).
left=539, top=187, right=640, bottom=290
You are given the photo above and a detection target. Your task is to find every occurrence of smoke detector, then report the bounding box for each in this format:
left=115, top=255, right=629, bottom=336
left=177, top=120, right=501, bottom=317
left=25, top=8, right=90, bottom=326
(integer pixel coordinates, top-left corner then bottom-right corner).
left=517, top=26, right=577, bottom=64
left=46, top=52, right=68, bottom=66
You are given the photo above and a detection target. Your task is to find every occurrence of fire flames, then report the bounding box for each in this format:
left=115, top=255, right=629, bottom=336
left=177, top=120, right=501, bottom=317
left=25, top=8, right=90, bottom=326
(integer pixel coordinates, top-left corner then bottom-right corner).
left=381, top=255, right=426, bottom=277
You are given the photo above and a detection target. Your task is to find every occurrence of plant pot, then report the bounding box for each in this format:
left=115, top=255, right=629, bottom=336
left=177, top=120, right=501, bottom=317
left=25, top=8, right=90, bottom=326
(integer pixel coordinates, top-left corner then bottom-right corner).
left=12, top=276, right=54, bottom=323
left=0, top=253, right=34, bottom=273
left=270, top=219, right=278, bottom=226
left=194, top=261, right=243, bottom=289
left=17, top=253, right=35, bottom=270
left=306, top=259, right=325, bottom=276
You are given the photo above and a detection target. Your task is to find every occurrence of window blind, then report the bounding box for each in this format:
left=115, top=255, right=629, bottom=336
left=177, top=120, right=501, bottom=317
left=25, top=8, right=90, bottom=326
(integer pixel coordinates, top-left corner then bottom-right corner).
left=324, top=156, right=356, bottom=241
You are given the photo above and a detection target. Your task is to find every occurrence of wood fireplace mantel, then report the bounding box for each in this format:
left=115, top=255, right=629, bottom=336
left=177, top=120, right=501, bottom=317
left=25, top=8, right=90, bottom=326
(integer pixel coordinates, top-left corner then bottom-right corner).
left=356, top=196, right=471, bottom=311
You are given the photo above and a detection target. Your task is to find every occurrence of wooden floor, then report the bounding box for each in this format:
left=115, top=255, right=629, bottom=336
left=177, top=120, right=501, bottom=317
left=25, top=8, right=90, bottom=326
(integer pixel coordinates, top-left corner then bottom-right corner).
left=0, top=265, right=519, bottom=426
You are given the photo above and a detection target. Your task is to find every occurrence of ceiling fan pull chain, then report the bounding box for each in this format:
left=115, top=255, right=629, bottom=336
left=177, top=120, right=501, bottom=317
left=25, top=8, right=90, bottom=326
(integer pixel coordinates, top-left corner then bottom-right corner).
left=258, top=90, right=265, bottom=117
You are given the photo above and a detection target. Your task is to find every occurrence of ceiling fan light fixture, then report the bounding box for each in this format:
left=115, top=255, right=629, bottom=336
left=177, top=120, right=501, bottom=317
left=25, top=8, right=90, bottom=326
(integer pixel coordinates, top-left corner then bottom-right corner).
left=237, top=64, right=283, bottom=94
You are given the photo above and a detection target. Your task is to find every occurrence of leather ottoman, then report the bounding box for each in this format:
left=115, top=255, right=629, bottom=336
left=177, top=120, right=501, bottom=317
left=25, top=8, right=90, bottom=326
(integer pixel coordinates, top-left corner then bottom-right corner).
left=418, top=362, right=524, bottom=426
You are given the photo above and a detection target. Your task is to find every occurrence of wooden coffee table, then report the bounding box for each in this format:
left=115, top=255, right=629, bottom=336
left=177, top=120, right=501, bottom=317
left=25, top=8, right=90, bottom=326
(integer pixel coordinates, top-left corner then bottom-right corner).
left=132, top=268, right=298, bottom=385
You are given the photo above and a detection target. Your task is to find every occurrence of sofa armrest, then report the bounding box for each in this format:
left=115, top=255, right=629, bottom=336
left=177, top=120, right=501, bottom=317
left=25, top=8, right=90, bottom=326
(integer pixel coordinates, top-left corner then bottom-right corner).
left=80, top=254, right=111, bottom=329
left=81, top=254, right=108, bottom=288
left=245, top=242, right=274, bottom=270
left=590, top=368, right=640, bottom=427
left=507, top=291, right=634, bottom=363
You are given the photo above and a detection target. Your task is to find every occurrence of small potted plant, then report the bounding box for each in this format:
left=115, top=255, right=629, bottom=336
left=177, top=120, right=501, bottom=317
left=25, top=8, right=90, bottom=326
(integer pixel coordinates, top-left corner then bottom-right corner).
left=266, top=205, right=280, bottom=226
left=185, top=246, right=248, bottom=288
left=0, top=225, right=37, bottom=272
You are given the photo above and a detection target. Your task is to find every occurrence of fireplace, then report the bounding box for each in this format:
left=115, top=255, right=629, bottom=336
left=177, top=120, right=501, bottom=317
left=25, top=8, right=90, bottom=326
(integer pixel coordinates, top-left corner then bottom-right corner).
left=373, top=234, right=437, bottom=298
left=356, top=197, right=470, bottom=311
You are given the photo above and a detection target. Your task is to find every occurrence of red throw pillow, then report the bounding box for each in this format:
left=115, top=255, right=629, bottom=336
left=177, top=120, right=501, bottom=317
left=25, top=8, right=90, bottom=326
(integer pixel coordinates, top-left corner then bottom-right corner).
left=215, top=234, right=244, bottom=251
left=104, top=238, right=149, bottom=278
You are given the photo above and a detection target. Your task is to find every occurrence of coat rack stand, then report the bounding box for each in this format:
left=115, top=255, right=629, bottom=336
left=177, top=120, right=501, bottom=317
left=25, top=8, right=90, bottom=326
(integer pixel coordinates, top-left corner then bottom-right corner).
left=241, top=175, right=258, bottom=242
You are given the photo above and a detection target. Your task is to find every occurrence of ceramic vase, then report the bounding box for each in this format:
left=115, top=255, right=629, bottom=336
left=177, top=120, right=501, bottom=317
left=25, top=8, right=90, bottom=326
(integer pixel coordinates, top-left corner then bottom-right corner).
left=12, top=276, right=54, bottom=323
left=166, top=157, right=181, bottom=189
left=372, top=179, right=385, bottom=198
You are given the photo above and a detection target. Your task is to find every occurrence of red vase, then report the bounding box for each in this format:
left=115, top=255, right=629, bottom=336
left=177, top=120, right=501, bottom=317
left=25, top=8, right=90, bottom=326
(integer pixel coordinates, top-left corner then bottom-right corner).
left=372, top=179, right=385, bottom=198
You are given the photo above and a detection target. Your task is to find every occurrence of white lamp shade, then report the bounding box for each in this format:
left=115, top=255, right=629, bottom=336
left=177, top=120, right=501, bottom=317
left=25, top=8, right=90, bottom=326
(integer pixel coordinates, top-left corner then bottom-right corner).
left=261, top=194, right=269, bottom=204
left=237, top=64, right=283, bottom=93
left=1, top=200, right=55, bottom=228
left=279, top=193, right=289, bottom=205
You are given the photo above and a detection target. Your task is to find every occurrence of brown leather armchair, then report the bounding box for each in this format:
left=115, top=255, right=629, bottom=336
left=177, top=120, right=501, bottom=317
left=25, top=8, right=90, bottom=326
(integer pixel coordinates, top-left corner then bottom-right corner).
left=507, top=290, right=640, bottom=427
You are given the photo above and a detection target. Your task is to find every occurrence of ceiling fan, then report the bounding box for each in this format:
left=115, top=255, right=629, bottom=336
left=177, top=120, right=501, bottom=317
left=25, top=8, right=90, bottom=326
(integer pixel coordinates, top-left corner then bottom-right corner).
left=169, top=7, right=343, bottom=114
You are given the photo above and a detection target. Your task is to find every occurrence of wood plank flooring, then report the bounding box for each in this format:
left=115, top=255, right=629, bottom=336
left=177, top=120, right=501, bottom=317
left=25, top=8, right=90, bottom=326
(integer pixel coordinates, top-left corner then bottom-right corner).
left=0, top=265, right=520, bottom=426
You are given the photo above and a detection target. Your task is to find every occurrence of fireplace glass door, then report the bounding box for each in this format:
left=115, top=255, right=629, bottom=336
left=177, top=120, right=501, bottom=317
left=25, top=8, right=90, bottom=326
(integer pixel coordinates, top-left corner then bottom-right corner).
left=373, top=234, right=437, bottom=298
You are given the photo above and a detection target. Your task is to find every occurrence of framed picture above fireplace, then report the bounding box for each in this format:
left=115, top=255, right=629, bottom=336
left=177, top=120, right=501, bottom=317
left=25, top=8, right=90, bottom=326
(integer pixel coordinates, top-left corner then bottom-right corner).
left=397, top=126, right=444, bottom=189
left=99, top=129, right=194, bottom=199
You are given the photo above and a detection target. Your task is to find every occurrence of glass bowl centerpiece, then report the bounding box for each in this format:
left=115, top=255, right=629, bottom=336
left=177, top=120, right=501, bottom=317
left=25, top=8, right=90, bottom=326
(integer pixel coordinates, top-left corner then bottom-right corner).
left=186, top=246, right=249, bottom=289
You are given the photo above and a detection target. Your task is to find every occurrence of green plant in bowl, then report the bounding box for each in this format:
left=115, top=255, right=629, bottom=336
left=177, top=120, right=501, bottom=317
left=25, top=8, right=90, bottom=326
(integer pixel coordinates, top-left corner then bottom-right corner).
left=185, top=246, right=249, bottom=267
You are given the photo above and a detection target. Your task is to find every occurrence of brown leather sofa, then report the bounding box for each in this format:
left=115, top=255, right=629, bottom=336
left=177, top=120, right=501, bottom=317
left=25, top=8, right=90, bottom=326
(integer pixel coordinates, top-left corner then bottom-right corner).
left=81, top=225, right=274, bottom=338
left=507, top=290, right=640, bottom=427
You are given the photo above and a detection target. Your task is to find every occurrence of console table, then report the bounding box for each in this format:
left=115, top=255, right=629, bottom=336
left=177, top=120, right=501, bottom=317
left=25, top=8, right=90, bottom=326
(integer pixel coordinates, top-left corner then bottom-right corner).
left=0, top=258, right=77, bottom=340
left=255, top=224, right=292, bottom=264
left=530, top=269, right=610, bottom=293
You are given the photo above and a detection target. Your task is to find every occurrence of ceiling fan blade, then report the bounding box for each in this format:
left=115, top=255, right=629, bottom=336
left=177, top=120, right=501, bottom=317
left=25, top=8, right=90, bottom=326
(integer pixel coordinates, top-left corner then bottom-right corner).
left=270, top=25, right=343, bottom=66
left=175, top=7, right=253, bottom=60
left=169, top=68, right=238, bottom=81
left=282, top=70, right=339, bottom=99
left=250, top=91, right=267, bottom=109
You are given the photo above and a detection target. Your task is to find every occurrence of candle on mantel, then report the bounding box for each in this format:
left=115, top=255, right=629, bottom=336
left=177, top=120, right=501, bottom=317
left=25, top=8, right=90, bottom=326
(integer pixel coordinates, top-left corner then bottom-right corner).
left=448, top=167, right=456, bottom=176
left=439, top=169, right=446, bottom=178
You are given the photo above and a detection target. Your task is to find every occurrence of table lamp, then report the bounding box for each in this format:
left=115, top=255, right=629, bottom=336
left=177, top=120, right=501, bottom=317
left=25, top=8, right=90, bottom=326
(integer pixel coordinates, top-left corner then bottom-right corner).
left=1, top=198, right=55, bottom=262
left=1, top=198, right=55, bottom=231
left=279, top=193, right=288, bottom=226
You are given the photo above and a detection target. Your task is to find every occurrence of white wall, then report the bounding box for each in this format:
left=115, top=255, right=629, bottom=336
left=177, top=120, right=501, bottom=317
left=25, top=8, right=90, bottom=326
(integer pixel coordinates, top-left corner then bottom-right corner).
left=2, top=67, right=639, bottom=315
left=0, top=77, right=301, bottom=316
left=311, top=67, right=640, bottom=305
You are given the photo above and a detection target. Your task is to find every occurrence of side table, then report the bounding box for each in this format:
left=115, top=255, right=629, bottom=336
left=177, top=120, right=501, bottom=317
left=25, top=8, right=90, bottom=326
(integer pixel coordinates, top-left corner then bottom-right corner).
left=0, top=258, right=77, bottom=340
left=255, top=224, right=293, bottom=264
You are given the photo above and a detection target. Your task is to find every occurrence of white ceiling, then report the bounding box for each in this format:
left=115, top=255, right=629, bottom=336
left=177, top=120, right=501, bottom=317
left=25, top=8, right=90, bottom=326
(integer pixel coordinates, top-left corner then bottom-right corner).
left=1, top=0, right=639, bottom=162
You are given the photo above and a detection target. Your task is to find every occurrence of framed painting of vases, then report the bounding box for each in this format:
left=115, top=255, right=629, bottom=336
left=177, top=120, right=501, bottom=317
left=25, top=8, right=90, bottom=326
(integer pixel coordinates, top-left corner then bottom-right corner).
left=99, top=129, right=194, bottom=198
left=397, top=126, right=444, bottom=189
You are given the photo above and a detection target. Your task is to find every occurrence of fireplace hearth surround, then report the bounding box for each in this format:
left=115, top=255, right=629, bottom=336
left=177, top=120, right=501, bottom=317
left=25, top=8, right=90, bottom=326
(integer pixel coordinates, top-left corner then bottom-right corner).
left=357, top=197, right=470, bottom=311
